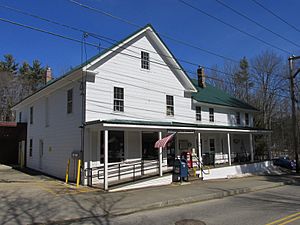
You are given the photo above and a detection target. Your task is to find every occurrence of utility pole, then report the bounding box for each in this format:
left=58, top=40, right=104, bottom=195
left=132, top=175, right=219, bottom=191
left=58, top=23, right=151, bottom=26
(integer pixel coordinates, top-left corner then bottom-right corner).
left=288, top=56, right=299, bottom=173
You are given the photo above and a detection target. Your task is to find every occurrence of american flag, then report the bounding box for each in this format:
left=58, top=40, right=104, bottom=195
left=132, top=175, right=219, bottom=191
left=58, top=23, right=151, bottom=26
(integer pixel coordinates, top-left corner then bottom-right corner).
left=154, top=133, right=176, bottom=148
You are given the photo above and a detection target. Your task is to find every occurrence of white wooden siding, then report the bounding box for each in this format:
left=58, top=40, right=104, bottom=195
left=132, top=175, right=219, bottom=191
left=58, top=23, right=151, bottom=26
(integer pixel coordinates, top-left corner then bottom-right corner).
left=86, top=34, right=253, bottom=127
left=16, top=81, right=82, bottom=180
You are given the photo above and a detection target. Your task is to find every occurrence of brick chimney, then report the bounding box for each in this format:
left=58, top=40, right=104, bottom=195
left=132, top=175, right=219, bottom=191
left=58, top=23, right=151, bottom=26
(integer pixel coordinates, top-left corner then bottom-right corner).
left=45, top=67, right=52, bottom=84
left=197, top=66, right=206, bottom=88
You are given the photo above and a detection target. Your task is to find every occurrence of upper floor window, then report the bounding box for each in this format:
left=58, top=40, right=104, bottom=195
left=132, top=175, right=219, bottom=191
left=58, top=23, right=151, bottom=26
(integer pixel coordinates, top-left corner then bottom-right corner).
left=166, top=95, right=174, bottom=116
left=19, top=111, right=22, bottom=123
left=114, top=87, right=124, bottom=112
left=245, top=113, right=249, bottom=126
left=45, top=97, right=49, bottom=127
left=196, top=106, right=201, bottom=121
left=30, top=107, right=33, bottom=124
left=209, top=108, right=214, bottom=122
left=141, top=51, right=150, bottom=70
left=236, top=112, right=240, bottom=125
left=67, top=89, right=73, bottom=114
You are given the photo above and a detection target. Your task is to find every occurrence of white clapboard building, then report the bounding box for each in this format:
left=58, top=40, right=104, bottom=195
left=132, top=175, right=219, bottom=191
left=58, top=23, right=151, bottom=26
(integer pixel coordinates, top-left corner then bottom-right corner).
left=12, top=25, right=271, bottom=191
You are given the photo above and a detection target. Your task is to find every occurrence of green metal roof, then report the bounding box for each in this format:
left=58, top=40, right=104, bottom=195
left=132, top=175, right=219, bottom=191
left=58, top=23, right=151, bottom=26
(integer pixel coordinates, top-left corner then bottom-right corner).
left=86, top=119, right=268, bottom=131
left=191, top=79, right=258, bottom=111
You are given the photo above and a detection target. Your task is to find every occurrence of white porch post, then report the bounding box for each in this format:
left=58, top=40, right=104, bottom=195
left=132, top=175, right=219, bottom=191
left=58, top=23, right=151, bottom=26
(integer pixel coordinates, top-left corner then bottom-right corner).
left=104, top=130, right=108, bottom=191
left=227, top=133, right=232, bottom=166
left=250, top=133, right=254, bottom=162
left=197, top=132, right=202, bottom=163
left=159, top=131, right=163, bottom=177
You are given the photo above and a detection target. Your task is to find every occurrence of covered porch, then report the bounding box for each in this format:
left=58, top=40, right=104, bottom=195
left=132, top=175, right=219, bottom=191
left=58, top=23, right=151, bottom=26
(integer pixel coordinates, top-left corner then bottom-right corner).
left=83, top=120, right=270, bottom=190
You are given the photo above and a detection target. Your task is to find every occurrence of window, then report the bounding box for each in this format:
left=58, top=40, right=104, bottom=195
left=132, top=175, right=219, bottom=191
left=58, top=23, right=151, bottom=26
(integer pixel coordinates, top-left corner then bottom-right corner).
left=209, top=108, right=214, bottom=122
left=236, top=112, right=240, bottom=125
left=141, top=51, right=150, bottom=70
left=196, top=106, right=201, bottom=121
left=18, top=112, right=22, bottom=122
left=166, top=95, right=174, bottom=116
left=29, top=139, right=33, bottom=157
left=45, top=97, right=49, bottom=127
left=67, top=89, right=73, bottom=114
left=114, top=87, right=124, bottom=112
left=30, top=107, right=33, bottom=124
left=142, top=132, right=159, bottom=160
left=245, top=113, right=249, bottom=126
left=209, top=139, right=215, bottom=152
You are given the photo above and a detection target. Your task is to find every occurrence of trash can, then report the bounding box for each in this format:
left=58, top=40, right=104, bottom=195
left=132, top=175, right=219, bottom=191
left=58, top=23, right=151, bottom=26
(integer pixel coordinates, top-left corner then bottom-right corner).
left=173, top=158, right=189, bottom=182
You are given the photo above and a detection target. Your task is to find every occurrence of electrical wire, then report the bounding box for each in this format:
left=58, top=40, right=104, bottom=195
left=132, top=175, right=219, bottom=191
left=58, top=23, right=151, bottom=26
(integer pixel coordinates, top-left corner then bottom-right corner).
left=178, top=0, right=292, bottom=54
left=0, top=17, right=290, bottom=100
left=214, top=0, right=300, bottom=48
left=250, top=0, right=300, bottom=35
left=67, top=0, right=239, bottom=63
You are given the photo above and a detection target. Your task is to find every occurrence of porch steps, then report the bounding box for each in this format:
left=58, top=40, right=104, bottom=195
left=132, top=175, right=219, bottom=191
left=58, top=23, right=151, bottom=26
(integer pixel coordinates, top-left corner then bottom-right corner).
left=108, top=173, right=173, bottom=192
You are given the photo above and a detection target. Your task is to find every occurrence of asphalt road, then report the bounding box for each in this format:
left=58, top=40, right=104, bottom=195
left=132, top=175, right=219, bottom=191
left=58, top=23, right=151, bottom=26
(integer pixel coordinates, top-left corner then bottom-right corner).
left=103, top=185, right=299, bottom=225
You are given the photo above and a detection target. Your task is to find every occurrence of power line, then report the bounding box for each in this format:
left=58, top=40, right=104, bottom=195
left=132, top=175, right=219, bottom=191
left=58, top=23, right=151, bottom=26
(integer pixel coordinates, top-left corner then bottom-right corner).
left=67, top=0, right=239, bottom=63
left=250, top=0, right=300, bottom=34
left=0, top=5, right=242, bottom=79
left=178, top=0, right=292, bottom=54
left=0, top=17, right=290, bottom=100
left=214, top=0, right=300, bottom=48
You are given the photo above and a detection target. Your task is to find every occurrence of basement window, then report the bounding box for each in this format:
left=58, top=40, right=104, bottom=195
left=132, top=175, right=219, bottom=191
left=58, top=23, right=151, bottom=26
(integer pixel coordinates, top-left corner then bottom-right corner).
left=141, top=51, right=150, bottom=70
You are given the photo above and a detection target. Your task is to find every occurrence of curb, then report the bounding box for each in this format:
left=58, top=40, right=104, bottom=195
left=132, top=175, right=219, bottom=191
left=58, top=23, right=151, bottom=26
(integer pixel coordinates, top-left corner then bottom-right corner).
left=109, top=179, right=296, bottom=217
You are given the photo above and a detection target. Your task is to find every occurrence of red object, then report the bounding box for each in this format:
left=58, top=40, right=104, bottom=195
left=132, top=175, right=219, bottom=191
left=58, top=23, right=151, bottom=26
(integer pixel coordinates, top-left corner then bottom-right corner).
left=181, top=151, right=193, bottom=168
left=154, top=133, right=176, bottom=148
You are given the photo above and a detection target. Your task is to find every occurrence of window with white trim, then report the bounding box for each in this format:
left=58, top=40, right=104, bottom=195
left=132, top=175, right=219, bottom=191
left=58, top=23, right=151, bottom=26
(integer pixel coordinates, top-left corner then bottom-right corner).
left=166, top=95, right=174, bottom=116
left=209, top=108, right=214, bottom=122
left=114, top=87, right=124, bottom=112
left=196, top=106, right=201, bottom=121
left=141, top=51, right=150, bottom=70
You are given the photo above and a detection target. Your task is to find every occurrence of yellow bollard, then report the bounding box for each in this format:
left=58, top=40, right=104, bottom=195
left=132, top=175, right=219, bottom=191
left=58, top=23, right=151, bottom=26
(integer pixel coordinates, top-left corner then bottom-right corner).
left=76, top=159, right=81, bottom=188
left=65, top=159, right=70, bottom=184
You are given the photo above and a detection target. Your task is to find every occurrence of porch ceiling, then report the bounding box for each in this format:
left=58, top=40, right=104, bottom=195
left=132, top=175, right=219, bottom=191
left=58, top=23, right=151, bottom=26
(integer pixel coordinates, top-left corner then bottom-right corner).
left=85, top=119, right=271, bottom=134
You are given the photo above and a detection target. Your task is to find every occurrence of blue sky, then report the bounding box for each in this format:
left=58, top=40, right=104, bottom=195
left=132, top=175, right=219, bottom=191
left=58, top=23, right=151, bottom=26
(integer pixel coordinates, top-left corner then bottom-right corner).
left=1, top=0, right=300, bottom=78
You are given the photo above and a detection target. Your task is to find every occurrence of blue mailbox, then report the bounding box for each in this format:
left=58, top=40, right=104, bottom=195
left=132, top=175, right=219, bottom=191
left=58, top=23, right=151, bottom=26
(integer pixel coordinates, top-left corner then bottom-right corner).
left=173, top=158, right=189, bottom=182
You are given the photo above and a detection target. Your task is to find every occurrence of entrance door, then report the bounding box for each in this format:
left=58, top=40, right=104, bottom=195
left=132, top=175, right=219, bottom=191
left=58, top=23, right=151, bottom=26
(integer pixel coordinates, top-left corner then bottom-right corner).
left=39, top=139, right=44, bottom=169
left=142, top=132, right=158, bottom=160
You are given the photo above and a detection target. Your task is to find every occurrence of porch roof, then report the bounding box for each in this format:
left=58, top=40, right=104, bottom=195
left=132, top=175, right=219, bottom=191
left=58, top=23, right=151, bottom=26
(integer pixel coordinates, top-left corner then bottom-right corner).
left=85, top=119, right=270, bottom=133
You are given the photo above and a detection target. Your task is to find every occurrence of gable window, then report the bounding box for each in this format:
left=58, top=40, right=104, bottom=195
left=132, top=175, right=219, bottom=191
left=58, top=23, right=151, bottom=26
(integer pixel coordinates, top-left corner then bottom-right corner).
left=236, top=112, right=240, bottom=125
left=141, top=51, right=150, bottom=70
left=30, top=107, right=33, bottom=124
left=114, top=87, right=124, bottom=112
left=67, top=89, right=73, bottom=114
left=19, top=111, right=22, bottom=123
left=196, top=106, right=201, bottom=121
left=166, top=95, right=174, bottom=116
left=29, top=139, right=33, bottom=157
left=245, top=113, right=249, bottom=126
left=209, top=108, right=214, bottom=122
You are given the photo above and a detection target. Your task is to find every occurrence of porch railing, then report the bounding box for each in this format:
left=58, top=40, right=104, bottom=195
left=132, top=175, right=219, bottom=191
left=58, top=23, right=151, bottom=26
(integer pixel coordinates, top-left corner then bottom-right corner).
left=84, top=159, right=161, bottom=187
